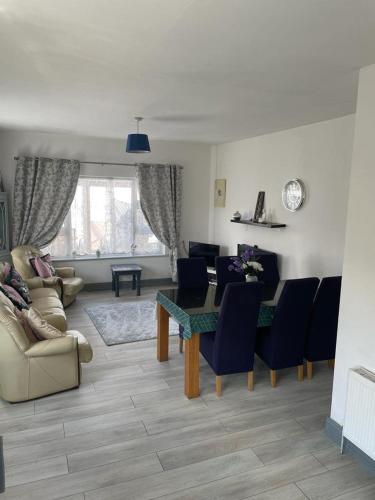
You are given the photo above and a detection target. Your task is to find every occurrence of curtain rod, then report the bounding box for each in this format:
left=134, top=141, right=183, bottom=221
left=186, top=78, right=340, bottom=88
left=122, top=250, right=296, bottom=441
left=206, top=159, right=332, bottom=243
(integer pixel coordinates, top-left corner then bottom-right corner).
left=13, top=157, right=183, bottom=168
left=13, top=157, right=138, bottom=167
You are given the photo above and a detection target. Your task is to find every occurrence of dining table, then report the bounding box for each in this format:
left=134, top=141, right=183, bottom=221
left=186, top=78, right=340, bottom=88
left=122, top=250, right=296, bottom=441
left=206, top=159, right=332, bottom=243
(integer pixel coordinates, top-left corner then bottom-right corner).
left=156, top=281, right=284, bottom=399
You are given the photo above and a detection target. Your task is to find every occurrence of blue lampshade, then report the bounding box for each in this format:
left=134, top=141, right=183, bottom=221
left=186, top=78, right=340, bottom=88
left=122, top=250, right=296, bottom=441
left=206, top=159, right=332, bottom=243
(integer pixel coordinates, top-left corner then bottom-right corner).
left=126, top=133, right=151, bottom=153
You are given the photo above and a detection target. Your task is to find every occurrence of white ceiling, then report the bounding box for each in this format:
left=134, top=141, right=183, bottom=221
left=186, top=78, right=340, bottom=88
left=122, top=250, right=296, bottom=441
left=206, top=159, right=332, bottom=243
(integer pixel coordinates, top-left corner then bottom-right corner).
left=1, top=0, right=375, bottom=143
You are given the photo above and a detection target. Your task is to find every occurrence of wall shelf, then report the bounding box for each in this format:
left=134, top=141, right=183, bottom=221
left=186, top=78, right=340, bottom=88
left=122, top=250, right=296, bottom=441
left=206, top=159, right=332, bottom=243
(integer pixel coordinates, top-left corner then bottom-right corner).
left=230, top=219, right=286, bottom=229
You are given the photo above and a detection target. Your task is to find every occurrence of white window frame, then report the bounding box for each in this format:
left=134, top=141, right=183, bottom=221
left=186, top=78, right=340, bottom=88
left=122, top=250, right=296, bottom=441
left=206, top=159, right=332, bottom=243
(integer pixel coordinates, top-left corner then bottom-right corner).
left=46, top=175, right=165, bottom=259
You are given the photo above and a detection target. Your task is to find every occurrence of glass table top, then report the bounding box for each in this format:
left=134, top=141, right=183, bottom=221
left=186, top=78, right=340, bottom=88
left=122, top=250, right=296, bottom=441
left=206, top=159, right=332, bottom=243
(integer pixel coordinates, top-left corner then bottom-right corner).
left=157, top=281, right=285, bottom=317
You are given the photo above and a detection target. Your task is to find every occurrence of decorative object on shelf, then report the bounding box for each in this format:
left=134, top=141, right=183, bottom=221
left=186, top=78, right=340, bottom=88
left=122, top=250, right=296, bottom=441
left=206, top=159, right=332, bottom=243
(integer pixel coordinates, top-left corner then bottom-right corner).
left=95, top=249, right=101, bottom=258
left=232, top=211, right=241, bottom=221
left=253, top=191, right=265, bottom=222
left=214, top=179, right=226, bottom=207
left=282, top=178, right=306, bottom=212
left=228, top=247, right=264, bottom=281
left=230, top=219, right=286, bottom=228
left=126, top=117, right=151, bottom=153
left=258, top=208, right=266, bottom=224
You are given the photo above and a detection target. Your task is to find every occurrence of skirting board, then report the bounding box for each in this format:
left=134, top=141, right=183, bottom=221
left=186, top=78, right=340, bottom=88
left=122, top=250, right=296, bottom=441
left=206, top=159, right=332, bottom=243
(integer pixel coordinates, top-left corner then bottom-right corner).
left=83, top=278, right=173, bottom=292
left=325, top=417, right=375, bottom=474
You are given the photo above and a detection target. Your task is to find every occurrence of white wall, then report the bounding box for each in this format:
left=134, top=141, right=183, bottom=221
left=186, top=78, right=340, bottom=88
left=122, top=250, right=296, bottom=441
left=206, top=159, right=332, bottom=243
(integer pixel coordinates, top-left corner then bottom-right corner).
left=331, top=65, right=375, bottom=425
left=210, top=115, right=354, bottom=279
left=0, top=129, right=211, bottom=283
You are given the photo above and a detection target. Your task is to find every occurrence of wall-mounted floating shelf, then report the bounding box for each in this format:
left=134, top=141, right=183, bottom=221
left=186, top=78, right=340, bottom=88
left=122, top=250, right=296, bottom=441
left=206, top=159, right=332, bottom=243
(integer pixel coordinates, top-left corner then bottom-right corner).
left=230, top=219, right=286, bottom=229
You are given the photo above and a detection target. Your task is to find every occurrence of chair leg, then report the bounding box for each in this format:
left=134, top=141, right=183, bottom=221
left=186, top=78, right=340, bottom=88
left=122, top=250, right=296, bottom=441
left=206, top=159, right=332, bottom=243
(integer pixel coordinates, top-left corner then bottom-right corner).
left=307, top=361, right=313, bottom=380
left=297, top=364, right=304, bottom=381
left=179, top=337, right=183, bottom=353
left=216, top=376, right=222, bottom=397
left=328, top=359, right=335, bottom=369
left=247, top=371, right=254, bottom=391
left=270, top=370, right=277, bottom=387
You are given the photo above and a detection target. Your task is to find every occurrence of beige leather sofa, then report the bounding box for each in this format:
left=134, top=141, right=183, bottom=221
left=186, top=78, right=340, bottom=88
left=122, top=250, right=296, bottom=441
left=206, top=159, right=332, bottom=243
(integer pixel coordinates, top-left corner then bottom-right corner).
left=0, top=302, right=92, bottom=402
left=11, top=246, right=84, bottom=307
left=0, top=261, right=92, bottom=402
left=0, top=262, right=67, bottom=332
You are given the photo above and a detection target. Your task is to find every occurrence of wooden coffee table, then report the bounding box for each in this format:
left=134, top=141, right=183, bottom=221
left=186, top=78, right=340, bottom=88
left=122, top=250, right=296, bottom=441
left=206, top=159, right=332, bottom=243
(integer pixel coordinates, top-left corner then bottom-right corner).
left=111, top=264, right=142, bottom=297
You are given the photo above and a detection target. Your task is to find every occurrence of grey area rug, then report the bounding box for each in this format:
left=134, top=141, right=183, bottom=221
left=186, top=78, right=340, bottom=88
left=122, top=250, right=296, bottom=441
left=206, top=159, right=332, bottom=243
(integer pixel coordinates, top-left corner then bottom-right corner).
left=84, top=300, right=179, bottom=346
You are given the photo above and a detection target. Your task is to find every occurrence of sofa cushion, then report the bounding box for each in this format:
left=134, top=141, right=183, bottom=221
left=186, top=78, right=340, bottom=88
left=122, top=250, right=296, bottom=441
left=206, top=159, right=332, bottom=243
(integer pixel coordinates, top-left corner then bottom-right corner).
left=62, top=277, right=84, bottom=297
left=29, top=288, right=67, bottom=331
left=22, top=308, right=65, bottom=341
left=3, top=263, right=32, bottom=304
left=30, top=256, right=53, bottom=278
left=0, top=291, right=15, bottom=310
left=0, top=284, right=29, bottom=310
left=14, top=309, right=38, bottom=343
left=67, top=330, right=93, bottom=363
left=29, top=287, right=60, bottom=301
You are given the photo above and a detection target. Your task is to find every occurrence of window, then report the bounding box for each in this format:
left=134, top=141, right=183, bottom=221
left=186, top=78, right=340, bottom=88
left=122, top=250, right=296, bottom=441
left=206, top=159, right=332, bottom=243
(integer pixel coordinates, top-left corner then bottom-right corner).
left=45, top=177, right=164, bottom=258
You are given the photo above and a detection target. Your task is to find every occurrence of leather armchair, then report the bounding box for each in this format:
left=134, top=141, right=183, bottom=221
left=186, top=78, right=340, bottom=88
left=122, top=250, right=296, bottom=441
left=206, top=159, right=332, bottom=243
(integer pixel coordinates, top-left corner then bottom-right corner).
left=0, top=303, right=92, bottom=402
left=11, top=245, right=84, bottom=307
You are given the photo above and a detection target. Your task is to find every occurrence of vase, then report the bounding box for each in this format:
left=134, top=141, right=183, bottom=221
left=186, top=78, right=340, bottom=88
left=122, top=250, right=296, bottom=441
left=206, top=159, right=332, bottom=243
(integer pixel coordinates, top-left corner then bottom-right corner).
left=246, top=275, right=258, bottom=282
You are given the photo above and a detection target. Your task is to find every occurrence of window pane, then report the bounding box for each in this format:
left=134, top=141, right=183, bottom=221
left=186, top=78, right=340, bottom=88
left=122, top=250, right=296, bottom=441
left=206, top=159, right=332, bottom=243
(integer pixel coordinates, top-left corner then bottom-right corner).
left=113, top=182, right=133, bottom=254
left=44, top=176, right=165, bottom=258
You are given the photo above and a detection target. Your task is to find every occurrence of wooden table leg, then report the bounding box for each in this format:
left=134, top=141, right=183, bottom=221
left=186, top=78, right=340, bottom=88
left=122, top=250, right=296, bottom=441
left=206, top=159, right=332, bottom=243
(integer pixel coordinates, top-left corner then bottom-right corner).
left=184, top=333, right=200, bottom=399
left=157, top=303, right=169, bottom=362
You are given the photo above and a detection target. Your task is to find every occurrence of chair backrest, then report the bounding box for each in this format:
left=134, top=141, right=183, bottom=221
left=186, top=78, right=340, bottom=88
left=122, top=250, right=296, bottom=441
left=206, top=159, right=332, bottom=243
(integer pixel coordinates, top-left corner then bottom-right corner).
left=237, top=245, right=280, bottom=286
left=212, top=281, right=264, bottom=374
left=305, top=276, right=342, bottom=362
left=267, top=277, right=319, bottom=369
left=11, top=245, right=42, bottom=279
left=177, top=257, right=209, bottom=289
left=215, top=256, right=245, bottom=287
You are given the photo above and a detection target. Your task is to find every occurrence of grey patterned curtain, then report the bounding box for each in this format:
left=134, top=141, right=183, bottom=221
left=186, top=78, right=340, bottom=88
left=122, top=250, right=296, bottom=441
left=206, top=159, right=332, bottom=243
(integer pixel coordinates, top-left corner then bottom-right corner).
left=137, top=164, right=182, bottom=281
left=12, top=156, right=80, bottom=248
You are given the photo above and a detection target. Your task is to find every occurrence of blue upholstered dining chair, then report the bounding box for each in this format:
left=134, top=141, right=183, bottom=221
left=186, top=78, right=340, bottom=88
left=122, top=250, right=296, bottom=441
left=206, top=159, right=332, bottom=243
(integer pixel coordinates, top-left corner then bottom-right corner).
left=200, top=281, right=264, bottom=396
left=177, top=257, right=209, bottom=289
left=305, top=276, right=342, bottom=379
left=177, top=257, right=209, bottom=353
left=256, top=277, right=319, bottom=387
left=215, top=256, right=245, bottom=287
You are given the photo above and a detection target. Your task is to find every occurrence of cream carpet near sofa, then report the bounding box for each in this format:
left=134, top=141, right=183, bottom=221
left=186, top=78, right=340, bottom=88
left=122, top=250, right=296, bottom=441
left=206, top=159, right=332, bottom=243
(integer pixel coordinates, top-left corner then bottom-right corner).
left=84, top=300, right=179, bottom=346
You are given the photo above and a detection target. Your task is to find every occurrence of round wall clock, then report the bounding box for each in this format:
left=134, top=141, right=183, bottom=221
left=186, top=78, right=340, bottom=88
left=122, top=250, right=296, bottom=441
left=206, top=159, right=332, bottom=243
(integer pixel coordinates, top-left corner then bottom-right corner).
left=282, top=178, right=306, bottom=212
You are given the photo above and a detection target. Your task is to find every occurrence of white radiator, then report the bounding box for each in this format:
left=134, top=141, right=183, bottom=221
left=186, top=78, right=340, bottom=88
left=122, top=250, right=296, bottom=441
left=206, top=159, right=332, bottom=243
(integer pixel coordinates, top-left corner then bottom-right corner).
left=341, top=367, right=375, bottom=460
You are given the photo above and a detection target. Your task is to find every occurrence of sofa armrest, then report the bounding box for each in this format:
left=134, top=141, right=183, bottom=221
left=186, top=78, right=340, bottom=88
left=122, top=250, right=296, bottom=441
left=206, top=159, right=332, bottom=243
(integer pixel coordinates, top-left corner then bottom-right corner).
left=55, top=267, right=75, bottom=278
left=25, top=336, right=77, bottom=358
left=24, top=276, right=44, bottom=290
left=42, top=276, right=63, bottom=287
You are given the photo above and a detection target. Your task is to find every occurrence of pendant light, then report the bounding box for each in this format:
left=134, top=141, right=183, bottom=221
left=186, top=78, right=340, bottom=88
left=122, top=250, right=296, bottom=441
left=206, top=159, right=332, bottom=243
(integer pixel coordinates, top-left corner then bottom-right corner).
left=126, top=116, right=151, bottom=153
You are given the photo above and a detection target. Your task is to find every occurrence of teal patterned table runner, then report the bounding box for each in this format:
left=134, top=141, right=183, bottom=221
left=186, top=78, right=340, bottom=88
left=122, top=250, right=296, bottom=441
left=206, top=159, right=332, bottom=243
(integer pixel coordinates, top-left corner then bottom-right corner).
left=156, top=289, right=275, bottom=340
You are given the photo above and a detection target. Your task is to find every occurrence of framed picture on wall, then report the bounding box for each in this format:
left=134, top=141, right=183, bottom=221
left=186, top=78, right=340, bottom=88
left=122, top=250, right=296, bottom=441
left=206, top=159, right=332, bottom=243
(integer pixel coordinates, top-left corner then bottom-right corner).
left=214, top=179, right=226, bottom=207
left=254, top=191, right=265, bottom=221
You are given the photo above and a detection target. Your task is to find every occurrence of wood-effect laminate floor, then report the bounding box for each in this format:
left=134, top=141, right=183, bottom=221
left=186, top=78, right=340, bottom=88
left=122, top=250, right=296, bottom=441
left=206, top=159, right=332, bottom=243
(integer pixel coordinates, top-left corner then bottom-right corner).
left=1, top=287, right=374, bottom=500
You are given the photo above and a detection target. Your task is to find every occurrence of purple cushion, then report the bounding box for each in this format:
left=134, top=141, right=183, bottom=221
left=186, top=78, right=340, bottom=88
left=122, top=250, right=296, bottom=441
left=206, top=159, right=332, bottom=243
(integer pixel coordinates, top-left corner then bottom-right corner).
left=3, top=262, right=32, bottom=304
left=0, top=284, right=29, bottom=310
left=29, top=255, right=55, bottom=278
left=41, top=254, right=56, bottom=276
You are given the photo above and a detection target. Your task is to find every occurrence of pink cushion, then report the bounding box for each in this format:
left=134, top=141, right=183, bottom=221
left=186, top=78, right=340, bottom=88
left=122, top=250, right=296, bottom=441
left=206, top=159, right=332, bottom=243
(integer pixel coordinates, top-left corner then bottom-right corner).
left=0, top=284, right=29, bottom=310
left=30, top=256, right=53, bottom=278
